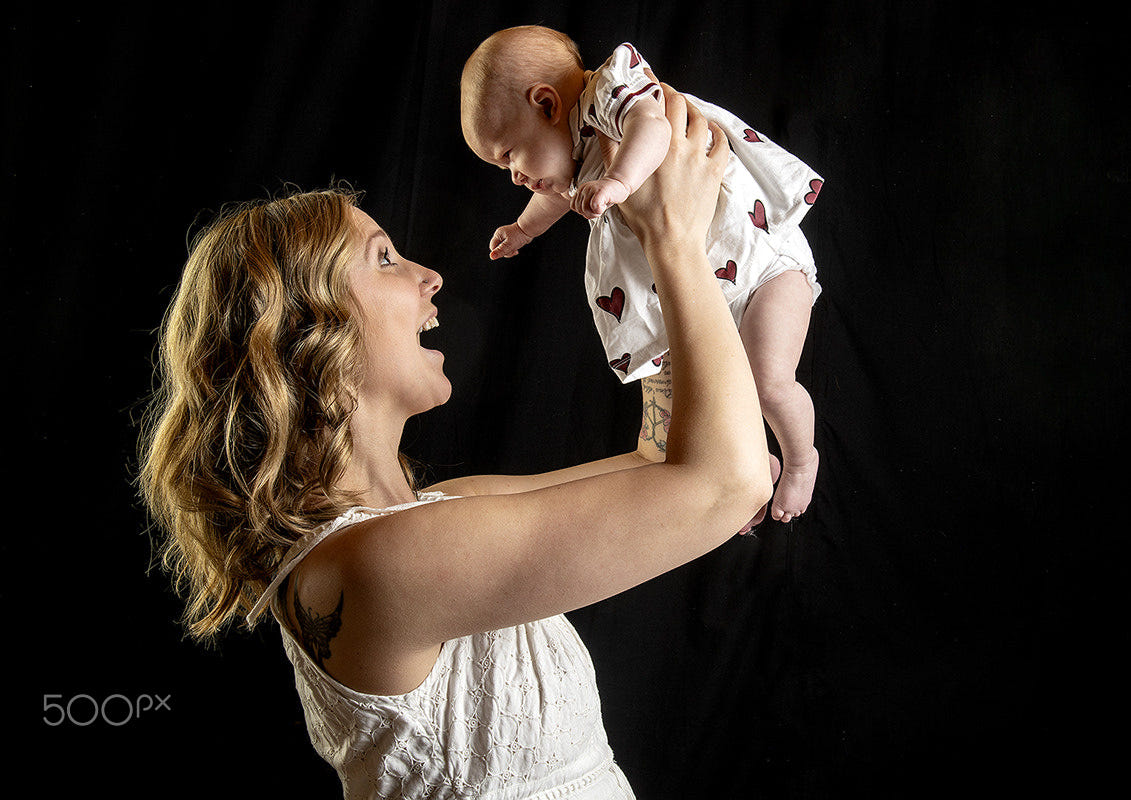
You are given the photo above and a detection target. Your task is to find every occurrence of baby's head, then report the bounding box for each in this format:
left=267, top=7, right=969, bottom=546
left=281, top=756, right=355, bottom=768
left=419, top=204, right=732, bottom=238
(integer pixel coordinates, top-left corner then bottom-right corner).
left=461, top=26, right=586, bottom=196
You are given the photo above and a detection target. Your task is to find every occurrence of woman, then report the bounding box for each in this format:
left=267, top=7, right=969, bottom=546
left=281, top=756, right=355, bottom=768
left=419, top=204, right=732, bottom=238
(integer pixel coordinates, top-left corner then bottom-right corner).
left=140, top=87, right=772, bottom=798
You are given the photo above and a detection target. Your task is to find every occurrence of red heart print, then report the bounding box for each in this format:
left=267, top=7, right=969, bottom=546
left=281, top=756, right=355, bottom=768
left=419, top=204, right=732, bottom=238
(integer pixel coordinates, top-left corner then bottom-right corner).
left=596, top=286, right=625, bottom=321
left=804, top=178, right=823, bottom=205
left=715, top=259, right=737, bottom=284
left=610, top=353, right=631, bottom=373
left=743, top=128, right=761, bottom=142
left=749, top=200, right=768, bottom=232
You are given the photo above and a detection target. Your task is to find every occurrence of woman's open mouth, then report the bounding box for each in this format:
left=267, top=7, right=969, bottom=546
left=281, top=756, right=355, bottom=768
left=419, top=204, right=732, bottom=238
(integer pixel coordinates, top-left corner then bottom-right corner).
left=417, top=314, right=443, bottom=362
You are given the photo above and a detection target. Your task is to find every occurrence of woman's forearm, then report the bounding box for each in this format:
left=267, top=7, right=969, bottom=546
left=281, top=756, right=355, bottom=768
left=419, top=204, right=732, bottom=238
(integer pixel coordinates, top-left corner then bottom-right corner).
left=637, top=361, right=673, bottom=462
left=623, top=98, right=771, bottom=503
left=648, top=239, right=766, bottom=480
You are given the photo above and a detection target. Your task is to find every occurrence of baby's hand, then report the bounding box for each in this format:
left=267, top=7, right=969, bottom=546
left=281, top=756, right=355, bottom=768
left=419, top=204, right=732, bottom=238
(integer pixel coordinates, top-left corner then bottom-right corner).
left=571, top=177, right=632, bottom=220
left=489, top=223, right=533, bottom=260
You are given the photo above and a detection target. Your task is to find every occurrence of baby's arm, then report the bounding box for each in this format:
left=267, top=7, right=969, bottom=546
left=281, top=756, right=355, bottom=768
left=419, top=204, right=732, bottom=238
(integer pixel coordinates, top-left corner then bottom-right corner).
left=490, top=191, right=573, bottom=259
left=573, top=96, right=672, bottom=219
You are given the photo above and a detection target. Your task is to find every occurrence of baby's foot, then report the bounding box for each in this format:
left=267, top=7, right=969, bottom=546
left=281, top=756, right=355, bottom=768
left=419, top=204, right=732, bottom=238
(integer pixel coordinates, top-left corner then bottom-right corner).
left=772, top=448, right=819, bottom=523
left=739, top=454, right=781, bottom=534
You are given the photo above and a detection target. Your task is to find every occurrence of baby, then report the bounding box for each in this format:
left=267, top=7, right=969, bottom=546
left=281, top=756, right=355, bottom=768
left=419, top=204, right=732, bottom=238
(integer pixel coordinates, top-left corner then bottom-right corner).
left=461, top=26, right=823, bottom=524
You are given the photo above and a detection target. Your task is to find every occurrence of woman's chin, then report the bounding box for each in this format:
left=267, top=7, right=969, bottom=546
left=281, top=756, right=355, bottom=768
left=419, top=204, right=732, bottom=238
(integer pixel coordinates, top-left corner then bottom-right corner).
left=430, top=372, right=453, bottom=409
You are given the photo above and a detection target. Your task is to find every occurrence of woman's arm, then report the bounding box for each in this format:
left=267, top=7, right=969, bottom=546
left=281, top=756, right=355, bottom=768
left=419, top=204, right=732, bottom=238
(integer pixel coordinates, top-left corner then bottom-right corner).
left=429, top=358, right=672, bottom=498
left=637, top=358, right=673, bottom=462
left=318, top=89, right=772, bottom=666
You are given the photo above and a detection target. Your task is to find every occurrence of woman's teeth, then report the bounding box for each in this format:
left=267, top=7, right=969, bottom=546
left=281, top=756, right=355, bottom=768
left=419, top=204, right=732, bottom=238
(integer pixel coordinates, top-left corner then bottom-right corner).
left=419, top=317, right=439, bottom=333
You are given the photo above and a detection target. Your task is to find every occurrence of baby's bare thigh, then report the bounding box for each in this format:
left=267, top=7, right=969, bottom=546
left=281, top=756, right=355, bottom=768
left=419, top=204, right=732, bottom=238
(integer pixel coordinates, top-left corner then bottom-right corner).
left=738, top=270, right=814, bottom=377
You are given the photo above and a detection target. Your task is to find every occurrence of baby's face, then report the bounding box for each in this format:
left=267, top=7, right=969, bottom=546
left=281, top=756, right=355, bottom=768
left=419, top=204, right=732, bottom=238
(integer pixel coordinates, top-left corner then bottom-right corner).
left=474, top=105, right=577, bottom=196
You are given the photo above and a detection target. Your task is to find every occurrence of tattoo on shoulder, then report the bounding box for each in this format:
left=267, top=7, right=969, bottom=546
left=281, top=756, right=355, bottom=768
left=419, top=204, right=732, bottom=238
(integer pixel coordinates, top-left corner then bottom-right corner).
left=294, top=591, right=344, bottom=669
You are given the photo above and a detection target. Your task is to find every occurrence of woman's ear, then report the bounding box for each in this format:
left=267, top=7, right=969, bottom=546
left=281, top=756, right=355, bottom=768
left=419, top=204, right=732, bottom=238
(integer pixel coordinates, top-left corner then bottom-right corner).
left=527, top=84, right=563, bottom=124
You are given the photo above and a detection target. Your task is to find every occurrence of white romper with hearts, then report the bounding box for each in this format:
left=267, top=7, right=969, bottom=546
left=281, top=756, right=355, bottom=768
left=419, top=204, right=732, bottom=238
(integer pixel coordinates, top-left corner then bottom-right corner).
left=572, top=43, right=824, bottom=382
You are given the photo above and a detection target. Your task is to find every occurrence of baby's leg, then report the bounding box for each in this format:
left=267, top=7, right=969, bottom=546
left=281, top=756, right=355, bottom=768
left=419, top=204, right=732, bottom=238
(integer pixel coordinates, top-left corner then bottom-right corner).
left=739, top=270, right=819, bottom=523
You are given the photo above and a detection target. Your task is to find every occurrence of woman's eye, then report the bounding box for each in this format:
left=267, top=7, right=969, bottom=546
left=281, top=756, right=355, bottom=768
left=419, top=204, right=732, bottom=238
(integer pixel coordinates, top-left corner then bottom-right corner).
left=379, top=248, right=394, bottom=266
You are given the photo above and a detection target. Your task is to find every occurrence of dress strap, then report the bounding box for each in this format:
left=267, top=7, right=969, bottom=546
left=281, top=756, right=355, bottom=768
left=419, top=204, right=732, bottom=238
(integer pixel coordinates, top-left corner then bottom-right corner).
left=245, top=491, right=454, bottom=624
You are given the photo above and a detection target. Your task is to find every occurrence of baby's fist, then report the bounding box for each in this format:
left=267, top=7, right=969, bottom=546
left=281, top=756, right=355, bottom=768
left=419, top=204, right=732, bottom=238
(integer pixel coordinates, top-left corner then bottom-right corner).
left=571, top=177, right=632, bottom=219
left=489, top=223, right=533, bottom=260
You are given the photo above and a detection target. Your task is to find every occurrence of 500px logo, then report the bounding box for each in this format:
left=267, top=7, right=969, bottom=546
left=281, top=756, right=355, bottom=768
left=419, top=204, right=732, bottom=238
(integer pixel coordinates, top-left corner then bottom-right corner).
left=43, top=693, right=172, bottom=727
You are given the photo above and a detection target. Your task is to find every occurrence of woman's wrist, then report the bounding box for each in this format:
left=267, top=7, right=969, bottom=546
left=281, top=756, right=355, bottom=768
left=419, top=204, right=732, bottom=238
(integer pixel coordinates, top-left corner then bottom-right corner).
left=637, top=222, right=702, bottom=261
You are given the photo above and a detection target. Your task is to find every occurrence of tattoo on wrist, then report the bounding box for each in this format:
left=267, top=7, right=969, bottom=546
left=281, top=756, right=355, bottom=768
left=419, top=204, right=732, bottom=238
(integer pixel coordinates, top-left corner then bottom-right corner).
left=639, top=360, right=673, bottom=449
left=639, top=396, right=671, bottom=451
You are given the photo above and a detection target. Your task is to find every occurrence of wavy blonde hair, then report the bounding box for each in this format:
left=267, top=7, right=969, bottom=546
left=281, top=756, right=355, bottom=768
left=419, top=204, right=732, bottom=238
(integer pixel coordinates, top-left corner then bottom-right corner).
left=139, top=186, right=414, bottom=642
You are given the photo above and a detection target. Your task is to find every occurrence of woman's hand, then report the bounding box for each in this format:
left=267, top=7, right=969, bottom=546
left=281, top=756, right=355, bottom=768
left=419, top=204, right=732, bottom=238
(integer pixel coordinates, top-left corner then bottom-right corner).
left=615, top=86, right=727, bottom=251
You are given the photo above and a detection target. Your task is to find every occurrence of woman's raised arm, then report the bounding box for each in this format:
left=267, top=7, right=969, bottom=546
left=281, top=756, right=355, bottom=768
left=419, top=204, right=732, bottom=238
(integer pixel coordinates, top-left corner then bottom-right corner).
left=303, top=89, right=773, bottom=678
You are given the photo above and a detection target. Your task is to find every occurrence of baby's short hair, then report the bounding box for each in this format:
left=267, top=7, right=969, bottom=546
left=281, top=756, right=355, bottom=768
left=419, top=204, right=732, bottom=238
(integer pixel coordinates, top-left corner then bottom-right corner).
left=461, top=26, right=583, bottom=139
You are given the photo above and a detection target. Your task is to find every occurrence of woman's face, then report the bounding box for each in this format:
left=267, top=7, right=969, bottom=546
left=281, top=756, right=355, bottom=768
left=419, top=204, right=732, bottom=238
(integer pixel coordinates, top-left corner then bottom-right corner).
left=346, top=208, right=450, bottom=416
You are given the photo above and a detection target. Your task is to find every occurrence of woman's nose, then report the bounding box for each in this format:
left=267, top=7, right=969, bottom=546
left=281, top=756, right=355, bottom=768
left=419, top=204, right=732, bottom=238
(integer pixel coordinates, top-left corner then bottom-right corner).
left=419, top=265, right=442, bottom=295
left=510, top=168, right=526, bottom=186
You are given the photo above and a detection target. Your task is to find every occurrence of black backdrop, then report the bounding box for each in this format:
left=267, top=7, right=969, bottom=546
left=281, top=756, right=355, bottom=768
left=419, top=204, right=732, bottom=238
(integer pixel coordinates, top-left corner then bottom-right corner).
left=9, top=1, right=1128, bottom=797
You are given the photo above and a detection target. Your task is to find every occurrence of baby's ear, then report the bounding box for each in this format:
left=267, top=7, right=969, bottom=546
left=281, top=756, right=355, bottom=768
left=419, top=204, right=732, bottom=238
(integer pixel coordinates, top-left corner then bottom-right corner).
left=528, top=84, right=563, bottom=124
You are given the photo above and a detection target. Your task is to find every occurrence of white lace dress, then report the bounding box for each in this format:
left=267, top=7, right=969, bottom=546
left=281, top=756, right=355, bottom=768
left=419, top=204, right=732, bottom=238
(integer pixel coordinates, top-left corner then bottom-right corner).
left=248, top=493, right=635, bottom=799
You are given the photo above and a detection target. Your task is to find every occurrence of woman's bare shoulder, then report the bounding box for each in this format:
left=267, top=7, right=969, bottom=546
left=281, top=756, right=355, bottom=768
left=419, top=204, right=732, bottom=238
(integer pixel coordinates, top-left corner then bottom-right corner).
left=281, top=516, right=442, bottom=694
